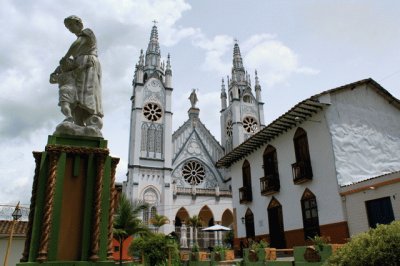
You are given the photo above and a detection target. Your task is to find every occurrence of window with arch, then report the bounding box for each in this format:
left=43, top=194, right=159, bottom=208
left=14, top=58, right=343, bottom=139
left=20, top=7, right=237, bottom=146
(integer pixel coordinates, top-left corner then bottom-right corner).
left=239, top=160, right=252, bottom=203
left=243, top=94, right=252, bottom=103
left=244, top=208, right=255, bottom=239
left=140, top=123, right=163, bottom=158
left=301, top=189, right=320, bottom=239
left=292, top=128, right=313, bottom=184
left=260, top=145, right=280, bottom=195
left=143, top=188, right=158, bottom=225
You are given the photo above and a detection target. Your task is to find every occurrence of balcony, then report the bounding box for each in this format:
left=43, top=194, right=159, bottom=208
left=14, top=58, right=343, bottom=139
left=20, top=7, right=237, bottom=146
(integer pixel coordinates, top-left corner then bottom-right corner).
left=239, top=186, right=252, bottom=204
left=260, top=174, right=280, bottom=196
left=292, top=160, right=313, bottom=184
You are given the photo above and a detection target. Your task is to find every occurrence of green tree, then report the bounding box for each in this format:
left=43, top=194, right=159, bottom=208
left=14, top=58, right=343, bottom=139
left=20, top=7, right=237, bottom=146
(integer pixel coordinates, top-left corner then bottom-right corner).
left=187, top=215, right=203, bottom=245
left=113, top=194, right=150, bottom=266
left=324, top=221, right=400, bottom=266
left=150, top=213, right=170, bottom=232
left=129, top=233, right=180, bottom=266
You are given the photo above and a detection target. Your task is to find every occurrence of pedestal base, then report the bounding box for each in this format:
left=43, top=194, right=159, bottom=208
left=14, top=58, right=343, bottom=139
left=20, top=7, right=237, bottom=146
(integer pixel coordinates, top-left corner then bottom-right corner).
left=19, top=135, right=119, bottom=265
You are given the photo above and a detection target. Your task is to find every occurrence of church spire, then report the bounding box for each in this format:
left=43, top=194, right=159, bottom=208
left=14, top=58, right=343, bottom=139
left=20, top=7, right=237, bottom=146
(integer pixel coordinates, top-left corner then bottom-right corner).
left=165, top=53, right=172, bottom=88
left=220, top=78, right=227, bottom=110
left=255, top=70, right=262, bottom=101
left=231, top=40, right=245, bottom=83
left=145, top=22, right=161, bottom=68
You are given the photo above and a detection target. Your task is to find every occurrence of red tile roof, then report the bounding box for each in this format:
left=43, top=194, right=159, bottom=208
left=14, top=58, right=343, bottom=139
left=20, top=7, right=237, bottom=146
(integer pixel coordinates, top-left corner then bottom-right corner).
left=0, top=220, right=28, bottom=236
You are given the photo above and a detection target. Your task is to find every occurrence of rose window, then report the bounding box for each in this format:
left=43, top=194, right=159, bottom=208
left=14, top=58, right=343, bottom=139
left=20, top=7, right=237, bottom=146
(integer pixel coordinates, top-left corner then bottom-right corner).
left=143, top=102, right=162, bottom=122
left=243, top=117, right=258, bottom=133
left=182, top=160, right=205, bottom=185
left=226, top=120, right=233, bottom=137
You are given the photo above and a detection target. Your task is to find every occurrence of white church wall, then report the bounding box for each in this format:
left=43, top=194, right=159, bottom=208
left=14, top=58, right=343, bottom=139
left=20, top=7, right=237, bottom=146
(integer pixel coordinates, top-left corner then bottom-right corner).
left=325, top=84, right=400, bottom=186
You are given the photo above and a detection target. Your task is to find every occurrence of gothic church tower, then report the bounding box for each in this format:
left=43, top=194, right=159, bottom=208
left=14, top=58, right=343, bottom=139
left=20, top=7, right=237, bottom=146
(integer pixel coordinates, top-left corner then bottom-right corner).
left=125, top=24, right=174, bottom=233
left=220, top=42, right=265, bottom=153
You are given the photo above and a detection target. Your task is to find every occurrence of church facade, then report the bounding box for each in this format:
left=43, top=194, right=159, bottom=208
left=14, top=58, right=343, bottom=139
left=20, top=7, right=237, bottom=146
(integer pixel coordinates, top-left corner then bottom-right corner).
left=123, top=25, right=265, bottom=244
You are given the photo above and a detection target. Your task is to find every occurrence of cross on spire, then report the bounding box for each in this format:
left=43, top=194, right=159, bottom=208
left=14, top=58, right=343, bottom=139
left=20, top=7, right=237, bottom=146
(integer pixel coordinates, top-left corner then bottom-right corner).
left=152, top=20, right=158, bottom=25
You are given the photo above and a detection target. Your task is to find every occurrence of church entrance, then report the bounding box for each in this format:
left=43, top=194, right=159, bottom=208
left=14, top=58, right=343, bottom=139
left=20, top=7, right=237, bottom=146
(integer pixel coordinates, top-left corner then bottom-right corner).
left=268, top=198, right=286, bottom=248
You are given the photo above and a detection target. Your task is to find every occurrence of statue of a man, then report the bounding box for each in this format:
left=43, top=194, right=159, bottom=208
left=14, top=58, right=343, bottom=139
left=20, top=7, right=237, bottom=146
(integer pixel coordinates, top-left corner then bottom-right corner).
left=189, top=89, right=198, bottom=108
left=50, top=15, right=103, bottom=137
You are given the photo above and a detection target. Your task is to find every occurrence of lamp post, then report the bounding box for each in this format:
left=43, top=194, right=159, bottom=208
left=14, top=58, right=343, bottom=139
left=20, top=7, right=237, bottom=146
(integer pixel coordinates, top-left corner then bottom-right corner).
left=3, top=202, right=22, bottom=266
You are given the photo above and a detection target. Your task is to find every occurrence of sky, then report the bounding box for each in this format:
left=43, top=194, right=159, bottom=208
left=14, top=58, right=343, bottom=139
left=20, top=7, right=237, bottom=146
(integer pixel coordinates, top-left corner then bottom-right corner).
left=1, top=0, right=400, bottom=211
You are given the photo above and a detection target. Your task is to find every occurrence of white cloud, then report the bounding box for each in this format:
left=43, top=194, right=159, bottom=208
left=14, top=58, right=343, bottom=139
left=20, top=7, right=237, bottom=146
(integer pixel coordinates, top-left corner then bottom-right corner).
left=192, top=34, right=233, bottom=76
left=244, top=34, right=319, bottom=86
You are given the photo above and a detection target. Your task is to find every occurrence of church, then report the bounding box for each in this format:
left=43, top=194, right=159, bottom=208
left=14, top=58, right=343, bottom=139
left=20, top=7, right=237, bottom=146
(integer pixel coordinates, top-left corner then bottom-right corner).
left=122, top=24, right=265, bottom=246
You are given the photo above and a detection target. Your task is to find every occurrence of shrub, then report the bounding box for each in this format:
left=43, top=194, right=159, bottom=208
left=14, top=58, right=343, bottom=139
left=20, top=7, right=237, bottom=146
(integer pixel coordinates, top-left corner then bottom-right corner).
left=129, top=233, right=180, bottom=266
left=324, top=221, right=400, bottom=266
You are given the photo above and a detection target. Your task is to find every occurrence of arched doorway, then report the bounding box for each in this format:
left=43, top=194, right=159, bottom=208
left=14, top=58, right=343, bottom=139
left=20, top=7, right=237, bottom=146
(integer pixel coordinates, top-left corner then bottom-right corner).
left=301, top=188, right=320, bottom=239
left=267, top=197, right=286, bottom=248
left=221, top=209, right=233, bottom=227
left=245, top=208, right=255, bottom=239
left=221, top=209, right=234, bottom=247
left=199, top=206, right=214, bottom=248
left=175, top=207, right=189, bottom=227
left=199, top=205, right=214, bottom=227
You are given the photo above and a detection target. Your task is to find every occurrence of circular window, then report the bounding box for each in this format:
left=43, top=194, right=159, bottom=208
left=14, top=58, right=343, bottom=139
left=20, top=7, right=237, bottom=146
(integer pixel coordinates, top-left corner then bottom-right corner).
left=243, top=117, right=258, bottom=133
left=226, top=120, right=233, bottom=137
left=143, top=102, right=162, bottom=121
left=182, top=160, right=205, bottom=185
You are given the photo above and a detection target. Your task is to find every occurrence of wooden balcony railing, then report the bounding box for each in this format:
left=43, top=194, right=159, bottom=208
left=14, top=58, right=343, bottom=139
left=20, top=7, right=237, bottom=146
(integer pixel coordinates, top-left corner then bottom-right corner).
left=239, top=186, right=252, bottom=204
left=260, top=174, right=280, bottom=196
left=291, top=160, right=313, bottom=184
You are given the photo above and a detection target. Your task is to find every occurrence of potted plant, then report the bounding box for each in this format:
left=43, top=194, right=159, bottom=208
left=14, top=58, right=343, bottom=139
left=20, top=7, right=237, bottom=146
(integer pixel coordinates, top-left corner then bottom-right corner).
left=212, top=245, right=226, bottom=261
left=190, top=243, right=200, bottom=261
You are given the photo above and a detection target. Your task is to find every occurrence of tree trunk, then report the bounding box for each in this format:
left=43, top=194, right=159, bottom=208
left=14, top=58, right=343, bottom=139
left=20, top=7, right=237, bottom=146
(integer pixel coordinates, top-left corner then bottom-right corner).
left=119, top=238, right=123, bottom=266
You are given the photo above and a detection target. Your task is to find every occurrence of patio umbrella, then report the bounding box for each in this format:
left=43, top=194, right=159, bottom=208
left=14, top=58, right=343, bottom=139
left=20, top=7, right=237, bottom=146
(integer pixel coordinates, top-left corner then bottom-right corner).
left=202, top=224, right=231, bottom=231
left=202, top=224, right=231, bottom=246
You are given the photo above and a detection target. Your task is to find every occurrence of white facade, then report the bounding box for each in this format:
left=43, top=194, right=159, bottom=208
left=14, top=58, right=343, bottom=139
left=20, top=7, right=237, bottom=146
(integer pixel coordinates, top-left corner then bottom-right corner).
left=124, top=25, right=234, bottom=237
left=217, top=79, right=400, bottom=247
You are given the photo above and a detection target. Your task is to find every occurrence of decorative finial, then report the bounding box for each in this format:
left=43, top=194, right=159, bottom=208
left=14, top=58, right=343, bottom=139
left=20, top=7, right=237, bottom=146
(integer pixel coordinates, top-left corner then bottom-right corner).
left=152, top=19, right=158, bottom=25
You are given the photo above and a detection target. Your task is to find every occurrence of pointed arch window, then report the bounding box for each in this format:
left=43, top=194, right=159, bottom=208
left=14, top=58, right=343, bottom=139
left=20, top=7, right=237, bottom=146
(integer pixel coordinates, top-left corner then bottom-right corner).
left=147, top=124, right=156, bottom=153
left=143, top=188, right=158, bottom=225
left=239, top=160, right=252, bottom=204
left=301, top=189, right=320, bottom=239
left=243, top=94, right=253, bottom=103
left=244, top=208, right=255, bottom=239
left=260, top=145, right=280, bottom=195
left=141, top=123, right=148, bottom=152
left=155, top=125, right=163, bottom=153
left=292, top=128, right=313, bottom=184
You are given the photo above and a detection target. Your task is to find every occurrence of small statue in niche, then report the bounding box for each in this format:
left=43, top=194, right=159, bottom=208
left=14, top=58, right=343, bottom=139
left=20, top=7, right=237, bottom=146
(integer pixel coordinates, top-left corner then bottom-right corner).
left=50, top=15, right=103, bottom=137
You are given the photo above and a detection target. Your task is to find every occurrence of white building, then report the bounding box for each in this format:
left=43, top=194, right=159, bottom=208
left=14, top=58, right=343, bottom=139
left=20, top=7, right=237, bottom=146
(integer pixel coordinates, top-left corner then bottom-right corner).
left=216, top=79, right=400, bottom=248
left=124, top=25, right=272, bottom=246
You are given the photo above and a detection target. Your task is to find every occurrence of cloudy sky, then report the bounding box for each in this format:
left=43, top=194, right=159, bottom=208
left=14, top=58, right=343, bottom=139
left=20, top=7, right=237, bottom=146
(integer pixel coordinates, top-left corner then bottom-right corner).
left=1, top=0, right=400, bottom=209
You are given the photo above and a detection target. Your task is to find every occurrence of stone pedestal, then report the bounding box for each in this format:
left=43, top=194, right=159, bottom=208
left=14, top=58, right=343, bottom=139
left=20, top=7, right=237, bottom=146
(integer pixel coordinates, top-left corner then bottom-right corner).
left=18, top=135, right=119, bottom=266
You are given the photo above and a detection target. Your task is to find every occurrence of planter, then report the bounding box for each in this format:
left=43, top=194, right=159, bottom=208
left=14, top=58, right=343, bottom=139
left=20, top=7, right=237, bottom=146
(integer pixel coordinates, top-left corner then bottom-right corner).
left=294, top=244, right=333, bottom=264
left=190, top=251, right=209, bottom=261
left=265, top=247, right=277, bottom=261
left=180, top=251, right=190, bottom=261
left=225, top=249, right=235, bottom=261
left=243, top=248, right=259, bottom=262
